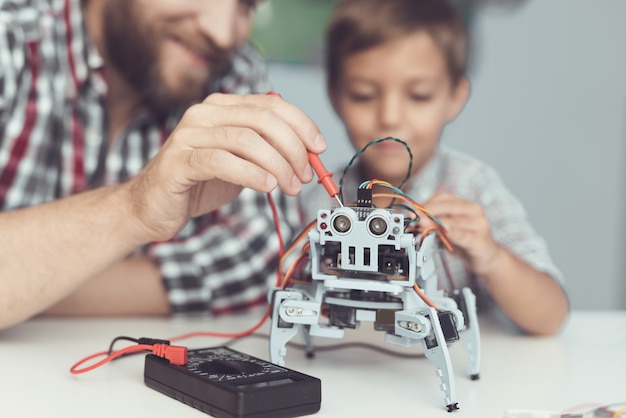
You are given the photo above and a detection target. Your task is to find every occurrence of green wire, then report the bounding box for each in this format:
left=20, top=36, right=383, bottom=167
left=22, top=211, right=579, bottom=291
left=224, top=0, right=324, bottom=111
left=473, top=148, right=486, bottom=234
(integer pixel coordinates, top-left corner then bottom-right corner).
left=338, top=137, right=413, bottom=203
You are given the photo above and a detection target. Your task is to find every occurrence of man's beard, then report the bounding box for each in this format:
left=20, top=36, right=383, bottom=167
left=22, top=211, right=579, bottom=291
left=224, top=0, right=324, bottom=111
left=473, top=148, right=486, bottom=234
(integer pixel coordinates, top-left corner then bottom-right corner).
left=102, top=1, right=233, bottom=117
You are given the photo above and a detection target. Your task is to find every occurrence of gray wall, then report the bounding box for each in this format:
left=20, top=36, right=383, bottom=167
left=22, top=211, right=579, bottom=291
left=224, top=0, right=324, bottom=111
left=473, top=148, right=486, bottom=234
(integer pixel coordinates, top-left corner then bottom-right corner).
left=267, top=0, right=626, bottom=310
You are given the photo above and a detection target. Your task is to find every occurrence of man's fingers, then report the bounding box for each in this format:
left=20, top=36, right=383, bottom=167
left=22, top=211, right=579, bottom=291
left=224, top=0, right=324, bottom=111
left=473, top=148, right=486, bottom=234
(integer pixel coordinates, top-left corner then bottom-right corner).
left=178, top=147, right=279, bottom=193
left=181, top=102, right=312, bottom=183
left=198, top=93, right=325, bottom=182
left=202, top=93, right=326, bottom=152
left=165, top=125, right=309, bottom=195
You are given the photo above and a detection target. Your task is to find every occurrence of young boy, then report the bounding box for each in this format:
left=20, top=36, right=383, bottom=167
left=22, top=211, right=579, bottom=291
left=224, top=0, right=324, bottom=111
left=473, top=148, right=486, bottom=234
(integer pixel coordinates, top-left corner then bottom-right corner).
left=301, top=0, right=568, bottom=335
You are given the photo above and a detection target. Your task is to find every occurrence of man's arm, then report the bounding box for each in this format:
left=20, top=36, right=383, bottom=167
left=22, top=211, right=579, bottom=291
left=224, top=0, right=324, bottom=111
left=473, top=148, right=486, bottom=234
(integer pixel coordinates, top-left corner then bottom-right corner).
left=0, top=184, right=150, bottom=329
left=43, top=255, right=169, bottom=317
left=0, top=93, right=325, bottom=330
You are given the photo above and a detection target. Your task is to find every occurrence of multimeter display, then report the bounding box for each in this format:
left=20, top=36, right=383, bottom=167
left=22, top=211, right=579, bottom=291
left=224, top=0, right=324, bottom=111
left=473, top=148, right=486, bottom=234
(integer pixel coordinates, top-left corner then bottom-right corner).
left=144, top=346, right=321, bottom=418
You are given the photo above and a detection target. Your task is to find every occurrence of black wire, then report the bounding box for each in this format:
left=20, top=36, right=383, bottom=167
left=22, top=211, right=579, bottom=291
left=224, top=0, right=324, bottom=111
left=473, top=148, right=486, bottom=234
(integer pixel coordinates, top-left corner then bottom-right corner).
left=439, top=251, right=457, bottom=291
left=107, top=336, right=139, bottom=355
left=387, top=204, right=421, bottom=223
left=107, top=335, right=171, bottom=359
left=338, top=137, right=413, bottom=204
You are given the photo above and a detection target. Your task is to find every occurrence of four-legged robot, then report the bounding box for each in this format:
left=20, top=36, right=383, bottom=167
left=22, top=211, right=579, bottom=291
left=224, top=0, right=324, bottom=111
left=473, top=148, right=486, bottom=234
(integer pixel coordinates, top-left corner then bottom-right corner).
left=269, top=197, right=481, bottom=411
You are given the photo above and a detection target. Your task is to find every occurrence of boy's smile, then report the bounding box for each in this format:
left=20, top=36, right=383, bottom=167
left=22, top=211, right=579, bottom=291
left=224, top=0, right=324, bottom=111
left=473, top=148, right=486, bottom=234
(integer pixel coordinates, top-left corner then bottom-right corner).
left=331, top=30, right=469, bottom=186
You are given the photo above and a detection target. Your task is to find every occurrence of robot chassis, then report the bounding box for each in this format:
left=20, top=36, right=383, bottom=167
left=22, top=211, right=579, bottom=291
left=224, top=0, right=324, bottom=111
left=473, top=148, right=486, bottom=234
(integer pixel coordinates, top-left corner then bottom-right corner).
left=268, top=194, right=481, bottom=412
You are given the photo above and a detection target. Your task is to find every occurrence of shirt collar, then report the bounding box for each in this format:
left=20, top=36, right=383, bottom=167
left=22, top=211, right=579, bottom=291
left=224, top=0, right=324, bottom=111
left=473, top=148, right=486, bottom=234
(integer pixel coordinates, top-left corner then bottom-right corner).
left=67, top=0, right=104, bottom=89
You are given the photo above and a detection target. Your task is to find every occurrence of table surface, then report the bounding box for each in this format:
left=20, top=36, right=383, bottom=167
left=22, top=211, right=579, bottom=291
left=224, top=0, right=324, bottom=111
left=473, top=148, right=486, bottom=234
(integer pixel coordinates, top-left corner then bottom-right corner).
left=1, top=310, right=624, bottom=418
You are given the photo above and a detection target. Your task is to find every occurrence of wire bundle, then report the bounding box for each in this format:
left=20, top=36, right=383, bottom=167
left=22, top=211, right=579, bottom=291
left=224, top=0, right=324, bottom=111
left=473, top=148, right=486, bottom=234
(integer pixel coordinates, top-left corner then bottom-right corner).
left=276, top=137, right=453, bottom=311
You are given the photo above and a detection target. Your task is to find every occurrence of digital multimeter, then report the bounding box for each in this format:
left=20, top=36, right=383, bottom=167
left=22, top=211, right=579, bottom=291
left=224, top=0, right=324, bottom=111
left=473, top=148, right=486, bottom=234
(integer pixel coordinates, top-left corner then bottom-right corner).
left=144, top=346, right=321, bottom=418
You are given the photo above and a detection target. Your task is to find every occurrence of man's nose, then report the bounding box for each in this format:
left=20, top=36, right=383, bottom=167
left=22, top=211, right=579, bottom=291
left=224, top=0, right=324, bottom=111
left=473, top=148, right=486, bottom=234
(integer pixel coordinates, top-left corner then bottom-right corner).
left=197, top=0, right=242, bottom=49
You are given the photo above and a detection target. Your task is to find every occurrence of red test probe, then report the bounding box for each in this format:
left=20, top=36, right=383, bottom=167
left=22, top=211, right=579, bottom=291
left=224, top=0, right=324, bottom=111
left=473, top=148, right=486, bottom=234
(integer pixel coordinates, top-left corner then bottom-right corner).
left=308, top=151, right=343, bottom=207
left=266, top=91, right=343, bottom=207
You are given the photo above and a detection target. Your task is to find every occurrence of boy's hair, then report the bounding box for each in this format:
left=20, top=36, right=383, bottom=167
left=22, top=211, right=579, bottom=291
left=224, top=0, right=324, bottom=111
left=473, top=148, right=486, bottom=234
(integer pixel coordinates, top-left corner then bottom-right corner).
left=325, top=0, right=468, bottom=90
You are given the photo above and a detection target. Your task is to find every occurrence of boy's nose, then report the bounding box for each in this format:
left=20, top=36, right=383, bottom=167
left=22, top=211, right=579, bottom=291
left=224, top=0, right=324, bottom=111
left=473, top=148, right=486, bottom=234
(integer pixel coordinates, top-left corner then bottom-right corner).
left=197, top=0, right=248, bottom=50
left=379, top=93, right=403, bottom=129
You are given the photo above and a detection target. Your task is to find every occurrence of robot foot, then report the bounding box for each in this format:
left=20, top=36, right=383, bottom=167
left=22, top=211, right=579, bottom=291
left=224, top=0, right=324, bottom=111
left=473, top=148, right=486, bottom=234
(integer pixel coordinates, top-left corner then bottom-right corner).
left=446, top=403, right=460, bottom=412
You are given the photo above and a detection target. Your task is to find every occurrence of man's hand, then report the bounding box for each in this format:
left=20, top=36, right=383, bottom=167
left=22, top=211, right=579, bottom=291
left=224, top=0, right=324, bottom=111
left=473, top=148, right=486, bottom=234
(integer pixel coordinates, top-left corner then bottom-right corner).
left=128, top=93, right=325, bottom=242
left=424, top=191, right=502, bottom=275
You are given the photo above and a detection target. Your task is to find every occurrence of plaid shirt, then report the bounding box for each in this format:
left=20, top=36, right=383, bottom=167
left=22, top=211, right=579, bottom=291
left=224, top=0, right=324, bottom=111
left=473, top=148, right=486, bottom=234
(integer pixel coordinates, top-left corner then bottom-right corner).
left=0, top=0, right=301, bottom=314
left=302, top=146, right=564, bottom=310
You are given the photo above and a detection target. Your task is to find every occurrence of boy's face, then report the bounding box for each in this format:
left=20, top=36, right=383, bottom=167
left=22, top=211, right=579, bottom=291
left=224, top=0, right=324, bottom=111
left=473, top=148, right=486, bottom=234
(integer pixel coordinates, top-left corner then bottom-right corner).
left=331, top=31, right=469, bottom=185
left=102, top=0, right=258, bottom=114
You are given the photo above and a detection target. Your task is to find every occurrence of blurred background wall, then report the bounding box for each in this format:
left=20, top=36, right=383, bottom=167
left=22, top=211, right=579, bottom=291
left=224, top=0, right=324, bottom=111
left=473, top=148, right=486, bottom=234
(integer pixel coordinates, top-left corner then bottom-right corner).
left=255, top=0, right=626, bottom=310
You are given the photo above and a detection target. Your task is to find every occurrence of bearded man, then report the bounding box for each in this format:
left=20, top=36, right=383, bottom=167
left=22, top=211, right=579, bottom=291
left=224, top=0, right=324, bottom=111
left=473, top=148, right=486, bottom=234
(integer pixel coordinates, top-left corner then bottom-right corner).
left=0, top=0, right=326, bottom=330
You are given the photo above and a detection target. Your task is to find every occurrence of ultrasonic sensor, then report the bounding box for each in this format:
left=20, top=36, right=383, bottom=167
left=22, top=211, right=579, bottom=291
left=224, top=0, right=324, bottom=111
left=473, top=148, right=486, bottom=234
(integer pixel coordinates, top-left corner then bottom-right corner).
left=368, top=216, right=388, bottom=236
left=332, top=214, right=352, bottom=234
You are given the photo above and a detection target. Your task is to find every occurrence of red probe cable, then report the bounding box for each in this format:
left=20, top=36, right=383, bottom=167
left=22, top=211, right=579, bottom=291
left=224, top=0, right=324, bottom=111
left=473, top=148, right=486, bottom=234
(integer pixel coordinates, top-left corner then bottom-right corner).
left=266, top=92, right=343, bottom=206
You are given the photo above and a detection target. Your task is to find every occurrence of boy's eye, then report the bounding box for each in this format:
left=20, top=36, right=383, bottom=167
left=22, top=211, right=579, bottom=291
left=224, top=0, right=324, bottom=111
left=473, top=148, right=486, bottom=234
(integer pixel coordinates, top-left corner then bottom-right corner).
left=347, top=92, right=375, bottom=102
left=409, top=93, right=432, bottom=102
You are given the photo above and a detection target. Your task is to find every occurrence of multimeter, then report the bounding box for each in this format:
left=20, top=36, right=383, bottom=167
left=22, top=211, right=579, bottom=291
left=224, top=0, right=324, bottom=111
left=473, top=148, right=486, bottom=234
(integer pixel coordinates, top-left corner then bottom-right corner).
left=144, top=346, right=321, bottom=418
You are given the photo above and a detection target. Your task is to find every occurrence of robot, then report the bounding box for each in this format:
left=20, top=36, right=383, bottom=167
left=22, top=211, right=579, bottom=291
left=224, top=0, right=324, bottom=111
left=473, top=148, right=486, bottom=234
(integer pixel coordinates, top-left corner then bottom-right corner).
left=268, top=184, right=481, bottom=412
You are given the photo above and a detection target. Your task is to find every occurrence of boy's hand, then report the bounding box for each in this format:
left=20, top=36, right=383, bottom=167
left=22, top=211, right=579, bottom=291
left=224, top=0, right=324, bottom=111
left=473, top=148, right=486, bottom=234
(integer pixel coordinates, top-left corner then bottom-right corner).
left=127, top=93, right=324, bottom=243
left=424, top=191, right=503, bottom=275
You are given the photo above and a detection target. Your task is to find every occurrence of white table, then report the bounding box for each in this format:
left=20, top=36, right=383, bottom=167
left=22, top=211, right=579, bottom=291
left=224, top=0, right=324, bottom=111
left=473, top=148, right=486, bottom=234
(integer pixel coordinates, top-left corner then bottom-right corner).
left=1, top=310, right=624, bottom=417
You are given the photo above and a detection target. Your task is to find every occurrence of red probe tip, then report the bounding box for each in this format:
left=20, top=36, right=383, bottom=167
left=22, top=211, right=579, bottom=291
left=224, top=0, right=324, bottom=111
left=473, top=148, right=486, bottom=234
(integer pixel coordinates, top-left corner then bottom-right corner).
left=308, top=152, right=341, bottom=205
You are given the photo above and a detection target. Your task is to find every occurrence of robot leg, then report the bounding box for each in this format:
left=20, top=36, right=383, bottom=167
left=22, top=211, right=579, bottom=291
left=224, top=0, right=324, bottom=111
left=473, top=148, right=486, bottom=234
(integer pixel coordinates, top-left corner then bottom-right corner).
left=421, top=306, right=459, bottom=412
left=458, top=287, right=481, bottom=380
left=269, top=289, right=302, bottom=366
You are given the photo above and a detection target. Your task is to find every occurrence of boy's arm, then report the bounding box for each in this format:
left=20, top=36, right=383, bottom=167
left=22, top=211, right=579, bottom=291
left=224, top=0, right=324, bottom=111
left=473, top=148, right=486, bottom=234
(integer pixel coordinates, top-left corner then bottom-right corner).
left=473, top=245, right=568, bottom=335
left=424, top=191, right=569, bottom=336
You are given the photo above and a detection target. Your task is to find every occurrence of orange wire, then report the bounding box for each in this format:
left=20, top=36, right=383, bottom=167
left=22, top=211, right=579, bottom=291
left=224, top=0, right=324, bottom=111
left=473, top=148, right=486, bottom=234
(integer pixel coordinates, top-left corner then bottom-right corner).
left=413, top=283, right=438, bottom=310
left=281, top=250, right=309, bottom=289
left=372, top=192, right=437, bottom=221
left=277, top=219, right=316, bottom=286
left=168, top=308, right=271, bottom=342
left=373, top=192, right=453, bottom=251
left=419, top=226, right=453, bottom=252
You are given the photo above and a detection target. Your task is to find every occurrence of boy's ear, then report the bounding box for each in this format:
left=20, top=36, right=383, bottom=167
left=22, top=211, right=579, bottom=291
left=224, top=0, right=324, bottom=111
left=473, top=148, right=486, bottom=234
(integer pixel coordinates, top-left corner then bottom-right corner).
left=446, top=77, right=470, bottom=122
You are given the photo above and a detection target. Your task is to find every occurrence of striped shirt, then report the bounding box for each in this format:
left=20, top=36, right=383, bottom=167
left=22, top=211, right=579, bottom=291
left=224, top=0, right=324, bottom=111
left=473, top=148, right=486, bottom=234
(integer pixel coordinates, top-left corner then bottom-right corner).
left=0, top=0, right=300, bottom=314
left=302, top=146, right=565, bottom=313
